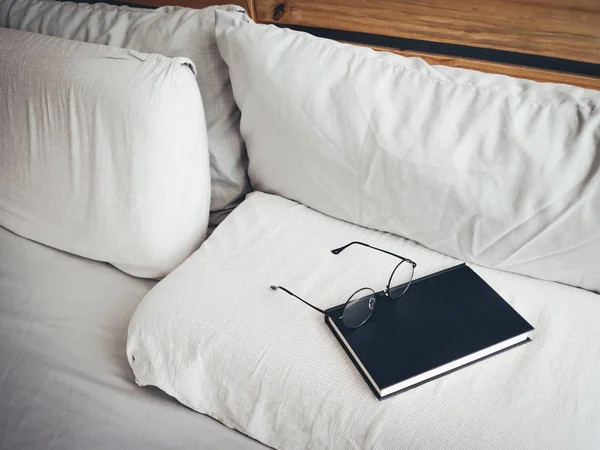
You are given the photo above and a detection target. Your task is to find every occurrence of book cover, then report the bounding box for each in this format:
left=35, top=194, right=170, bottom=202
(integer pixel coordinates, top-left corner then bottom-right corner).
left=325, top=264, right=534, bottom=399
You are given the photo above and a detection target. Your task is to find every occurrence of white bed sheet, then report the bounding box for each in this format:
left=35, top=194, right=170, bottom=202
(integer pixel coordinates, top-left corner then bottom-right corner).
left=0, top=226, right=267, bottom=449
left=129, top=192, right=600, bottom=450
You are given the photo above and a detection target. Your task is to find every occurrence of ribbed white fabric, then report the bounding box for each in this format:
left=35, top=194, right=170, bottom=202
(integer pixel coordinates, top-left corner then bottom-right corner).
left=0, top=225, right=266, bottom=449
left=0, top=28, right=209, bottom=278
left=215, top=11, right=600, bottom=293
left=128, top=192, right=600, bottom=449
left=0, top=0, right=251, bottom=225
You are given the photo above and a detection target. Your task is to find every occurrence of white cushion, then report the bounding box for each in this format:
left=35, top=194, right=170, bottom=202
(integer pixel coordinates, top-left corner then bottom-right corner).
left=0, top=0, right=251, bottom=226
left=0, top=28, right=209, bottom=279
left=128, top=192, right=600, bottom=449
left=215, top=11, right=600, bottom=293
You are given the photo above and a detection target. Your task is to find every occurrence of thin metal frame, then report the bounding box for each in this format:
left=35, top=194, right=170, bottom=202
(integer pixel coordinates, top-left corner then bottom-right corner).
left=271, top=241, right=417, bottom=328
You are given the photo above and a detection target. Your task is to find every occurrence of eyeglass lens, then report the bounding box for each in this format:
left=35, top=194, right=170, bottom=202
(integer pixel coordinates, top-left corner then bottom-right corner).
left=342, top=287, right=377, bottom=329
left=387, top=260, right=414, bottom=299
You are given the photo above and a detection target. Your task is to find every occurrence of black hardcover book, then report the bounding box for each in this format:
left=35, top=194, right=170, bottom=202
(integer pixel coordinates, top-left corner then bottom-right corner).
left=325, top=264, right=534, bottom=399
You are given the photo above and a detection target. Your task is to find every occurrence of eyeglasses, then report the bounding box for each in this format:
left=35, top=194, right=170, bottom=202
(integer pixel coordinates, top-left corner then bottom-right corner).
left=271, top=241, right=417, bottom=329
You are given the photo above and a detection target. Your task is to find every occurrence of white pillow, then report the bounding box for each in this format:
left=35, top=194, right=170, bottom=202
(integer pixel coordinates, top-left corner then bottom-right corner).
left=215, top=11, right=600, bottom=293
left=0, top=28, right=209, bottom=279
left=127, top=191, right=600, bottom=449
left=0, top=0, right=251, bottom=226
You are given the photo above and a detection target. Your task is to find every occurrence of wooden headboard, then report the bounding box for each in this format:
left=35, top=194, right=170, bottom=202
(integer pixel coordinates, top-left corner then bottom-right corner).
left=127, top=0, right=600, bottom=90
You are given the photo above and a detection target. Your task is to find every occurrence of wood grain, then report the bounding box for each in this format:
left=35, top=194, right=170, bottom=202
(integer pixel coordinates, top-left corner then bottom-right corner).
left=363, top=45, right=600, bottom=90
left=256, top=0, right=600, bottom=65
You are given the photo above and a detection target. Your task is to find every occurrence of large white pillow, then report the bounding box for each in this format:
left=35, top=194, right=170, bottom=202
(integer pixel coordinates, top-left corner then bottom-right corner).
left=0, top=28, right=209, bottom=279
left=0, top=0, right=251, bottom=226
left=127, top=192, right=600, bottom=449
left=215, top=11, right=600, bottom=293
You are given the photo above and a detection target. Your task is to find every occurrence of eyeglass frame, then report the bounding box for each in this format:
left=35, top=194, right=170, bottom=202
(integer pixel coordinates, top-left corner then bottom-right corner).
left=271, top=241, right=417, bottom=326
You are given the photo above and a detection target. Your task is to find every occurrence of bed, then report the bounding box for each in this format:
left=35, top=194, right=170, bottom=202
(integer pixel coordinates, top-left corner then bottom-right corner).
left=1, top=0, right=599, bottom=449
left=0, top=226, right=267, bottom=449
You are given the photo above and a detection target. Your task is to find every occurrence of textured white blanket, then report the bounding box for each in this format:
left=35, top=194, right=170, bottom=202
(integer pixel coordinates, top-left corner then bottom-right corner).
left=128, top=192, right=600, bottom=449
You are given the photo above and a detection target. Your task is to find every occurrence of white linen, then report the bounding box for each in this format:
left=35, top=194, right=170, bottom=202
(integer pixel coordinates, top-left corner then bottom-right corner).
left=0, top=225, right=267, bottom=449
left=215, top=11, right=600, bottom=293
left=0, top=0, right=252, bottom=226
left=0, top=28, right=209, bottom=279
left=129, top=192, right=600, bottom=450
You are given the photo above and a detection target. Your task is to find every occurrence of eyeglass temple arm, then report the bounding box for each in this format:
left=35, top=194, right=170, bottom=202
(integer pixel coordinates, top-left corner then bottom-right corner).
left=270, top=285, right=329, bottom=316
left=331, top=241, right=416, bottom=266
